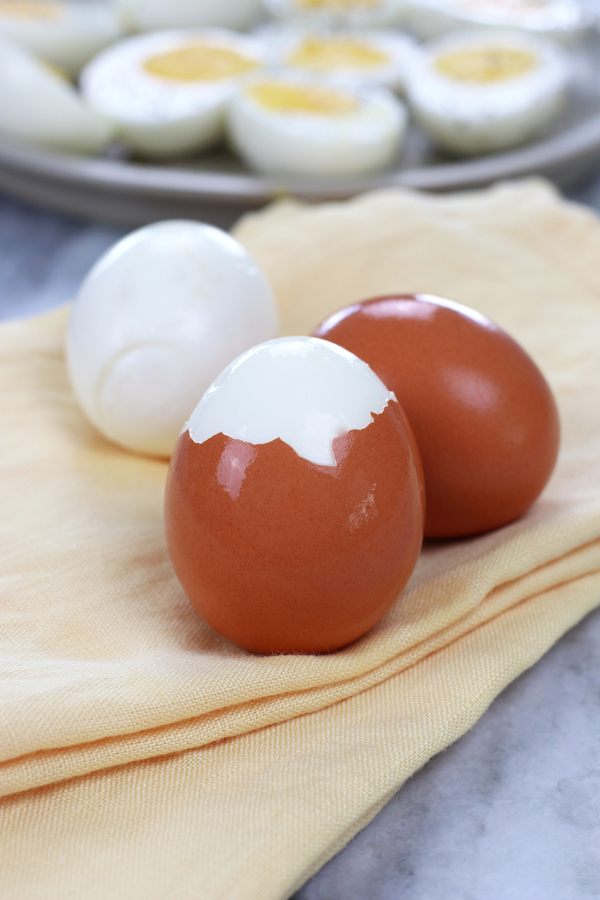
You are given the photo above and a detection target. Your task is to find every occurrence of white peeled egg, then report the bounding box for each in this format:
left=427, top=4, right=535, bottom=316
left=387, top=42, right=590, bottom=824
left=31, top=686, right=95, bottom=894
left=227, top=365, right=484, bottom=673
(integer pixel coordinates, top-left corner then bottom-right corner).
left=258, top=25, right=416, bottom=93
left=263, top=0, right=407, bottom=29
left=0, top=34, right=113, bottom=153
left=116, top=0, right=263, bottom=32
left=404, top=0, right=592, bottom=47
left=80, top=29, right=267, bottom=158
left=404, top=30, right=570, bottom=155
left=0, top=0, right=123, bottom=76
left=66, top=220, right=279, bottom=457
left=227, top=73, right=407, bottom=177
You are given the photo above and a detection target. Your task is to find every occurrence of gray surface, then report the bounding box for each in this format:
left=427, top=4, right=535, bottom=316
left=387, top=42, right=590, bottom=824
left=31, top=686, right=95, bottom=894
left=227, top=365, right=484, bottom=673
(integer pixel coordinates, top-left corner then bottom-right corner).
left=1, top=181, right=599, bottom=899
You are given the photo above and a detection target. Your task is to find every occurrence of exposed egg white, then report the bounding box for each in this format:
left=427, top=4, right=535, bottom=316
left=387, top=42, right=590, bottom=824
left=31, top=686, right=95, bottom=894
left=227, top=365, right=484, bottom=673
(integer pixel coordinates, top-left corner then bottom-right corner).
left=404, top=31, right=569, bottom=155
left=263, top=0, right=406, bottom=29
left=257, top=24, right=416, bottom=93
left=116, top=0, right=263, bottom=32
left=67, top=220, right=279, bottom=457
left=187, top=336, right=395, bottom=466
left=227, top=73, right=407, bottom=177
left=404, top=0, right=592, bottom=46
left=0, top=0, right=123, bottom=76
left=0, top=34, right=113, bottom=152
left=80, top=29, right=267, bottom=158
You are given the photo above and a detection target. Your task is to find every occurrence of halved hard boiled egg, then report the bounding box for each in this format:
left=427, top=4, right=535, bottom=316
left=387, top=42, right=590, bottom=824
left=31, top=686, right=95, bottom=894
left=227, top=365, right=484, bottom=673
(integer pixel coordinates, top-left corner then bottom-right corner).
left=263, top=0, right=406, bottom=30
left=404, top=30, right=569, bottom=155
left=80, top=29, right=267, bottom=158
left=259, top=25, right=416, bottom=93
left=227, top=74, right=407, bottom=176
left=0, top=0, right=123, bottom=76
left=116, top=0, right=263, bottom=33
left=0, top=34, right=113, bottom=152
left=164, top=336, right=425, bottom=654
left=67, top=220, right=279, bottom=457
left=404, top=0, right=592, bottom=46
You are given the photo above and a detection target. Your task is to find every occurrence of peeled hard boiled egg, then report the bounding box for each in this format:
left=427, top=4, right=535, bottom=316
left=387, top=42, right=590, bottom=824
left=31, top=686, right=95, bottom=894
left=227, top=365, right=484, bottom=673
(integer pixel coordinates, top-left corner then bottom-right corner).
left=404, top=30, right=569, bottom=156
left=260, top=26, right=416, bottom=93
left=164, top=336, right=424, bottom=654
left=80, top=29, right=266, bottom=158
left=0, top=34, right=113, bottom=153
left=404, top=0, right=591, bottom=46
left=227, top=74, right=407, bottom=176
left=0, top=0, right=123, bottom=76
left=67, top=220, right=279, bottom=458
left=313, top=294, right=560, bottom=539
left=116, top=0, right=264, bottom=33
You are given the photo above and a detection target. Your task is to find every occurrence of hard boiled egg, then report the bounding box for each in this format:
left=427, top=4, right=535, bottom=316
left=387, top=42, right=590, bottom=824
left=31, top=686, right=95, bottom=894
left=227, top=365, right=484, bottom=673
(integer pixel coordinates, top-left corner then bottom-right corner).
left=264, top=0, right=406, bottom=28
left=313, top=294, right=560, bottom=538
left=80, top=29, right=267, bottom=158
left=259, top=25, right=416, bottom=93
left=116, top=0, right=263, bottom=33
left=404, top=0, right=592, bottom=46
left=227, top=74, right=407, bottom=176
left=404, top=30, right=569, bottom=155
left=0, top=34, right=113, bottom=153
left=164, top=336, right=424, bottom=654
left=67, top=220, right=279, bottom=457
left=0, top=0, right=123, bottom=76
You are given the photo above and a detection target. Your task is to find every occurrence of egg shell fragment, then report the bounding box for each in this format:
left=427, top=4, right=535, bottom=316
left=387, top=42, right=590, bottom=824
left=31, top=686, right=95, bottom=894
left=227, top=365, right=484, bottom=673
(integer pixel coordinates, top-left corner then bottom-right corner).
left=164, top=336, right=424, bottom=654
left=313, top=293, right=560, bottom=539
left=66, top=220, right=279, bottom=458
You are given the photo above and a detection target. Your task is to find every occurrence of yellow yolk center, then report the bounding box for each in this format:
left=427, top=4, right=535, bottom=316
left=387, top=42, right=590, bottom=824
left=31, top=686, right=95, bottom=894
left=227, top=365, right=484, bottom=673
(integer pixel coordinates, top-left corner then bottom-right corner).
left=249, top=82, right=358, bottom=115
left=288, top=38, right=389, bottom=70
left=435, top=47, right=537, bottom=82
left=144, top=45, right=258, bottom=82
left=0, top=0, right=62, bottom=17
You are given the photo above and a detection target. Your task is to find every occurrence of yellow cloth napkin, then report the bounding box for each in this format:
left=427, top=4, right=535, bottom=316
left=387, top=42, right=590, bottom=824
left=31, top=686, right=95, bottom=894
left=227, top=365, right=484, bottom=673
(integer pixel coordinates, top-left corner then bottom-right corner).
left=1, top=179, right=599, bottom=899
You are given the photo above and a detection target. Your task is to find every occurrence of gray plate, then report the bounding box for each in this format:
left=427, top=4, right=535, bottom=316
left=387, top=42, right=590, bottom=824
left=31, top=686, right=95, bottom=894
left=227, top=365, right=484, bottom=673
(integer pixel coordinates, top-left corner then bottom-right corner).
left=1, top=32, right=600, bottom=228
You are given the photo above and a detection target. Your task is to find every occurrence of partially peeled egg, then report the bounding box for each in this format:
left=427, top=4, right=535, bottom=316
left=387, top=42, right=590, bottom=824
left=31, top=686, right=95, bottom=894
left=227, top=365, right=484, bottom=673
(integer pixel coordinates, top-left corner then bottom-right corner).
left=165, top=337, right=425, bottom=654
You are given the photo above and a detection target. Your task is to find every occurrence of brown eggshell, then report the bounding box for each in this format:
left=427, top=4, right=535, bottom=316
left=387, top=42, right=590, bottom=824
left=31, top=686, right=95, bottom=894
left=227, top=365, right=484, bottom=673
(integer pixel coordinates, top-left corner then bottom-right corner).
left=164, top=401, right=424, bottom=654
left=313, top=294, right=560, bottom=539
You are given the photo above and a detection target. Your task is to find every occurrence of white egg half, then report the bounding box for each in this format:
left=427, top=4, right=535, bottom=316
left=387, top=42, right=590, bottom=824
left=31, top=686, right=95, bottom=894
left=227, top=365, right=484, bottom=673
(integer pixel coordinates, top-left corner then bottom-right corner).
left=257, top=25, right=416, bottom=93
left=404, top=31, right=569, bottom=155
left=404, top=0, right=592, bottom=46
left=0, top=34, right=113, bottom=152
left=67, top=220, right=279, bottom=458
left=0, top=0, right=123, bottom=76
left=80, top=29, right=267, bottom=158
left=263, top=0, right=406, bottom=30
left=116, top=0, right=263, bottom=32
left=227, top=74, right=407, bottom=176
left=188, top=336, right=395, bottom=465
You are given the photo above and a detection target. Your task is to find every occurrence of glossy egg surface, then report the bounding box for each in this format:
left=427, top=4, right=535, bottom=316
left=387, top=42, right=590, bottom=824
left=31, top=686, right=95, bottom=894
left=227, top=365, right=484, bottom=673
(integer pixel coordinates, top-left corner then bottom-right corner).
left=164, top=337, right=424, bottom=654
left=313, top=294, right=560, bottom=539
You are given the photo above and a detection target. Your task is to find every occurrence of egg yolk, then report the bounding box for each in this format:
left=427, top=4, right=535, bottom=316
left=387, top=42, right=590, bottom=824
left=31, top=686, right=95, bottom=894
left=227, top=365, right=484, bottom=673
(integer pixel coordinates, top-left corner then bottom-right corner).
left=288, top=38, right=389, bottom=70
left=248, top=82, right=358, bottom=115
left=144, top=45, right=258, bottom=82
left=0, top=0, right=62, bottom=17
left=435, top=47, right=537, bottom=82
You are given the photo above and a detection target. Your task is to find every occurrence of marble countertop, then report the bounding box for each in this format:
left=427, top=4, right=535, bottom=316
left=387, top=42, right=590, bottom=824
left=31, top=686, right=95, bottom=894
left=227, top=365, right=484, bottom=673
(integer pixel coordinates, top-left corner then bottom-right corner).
left=2, top=179, right=599, bottom=900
